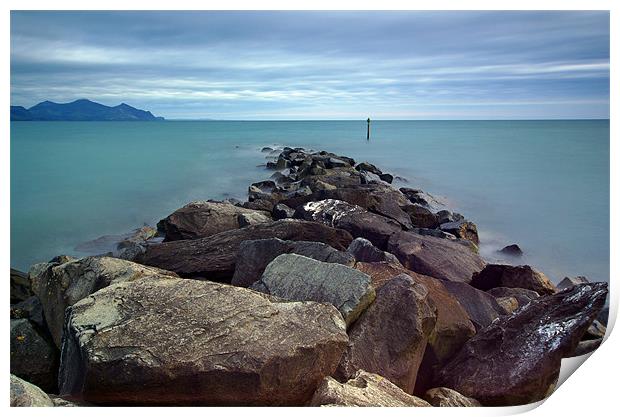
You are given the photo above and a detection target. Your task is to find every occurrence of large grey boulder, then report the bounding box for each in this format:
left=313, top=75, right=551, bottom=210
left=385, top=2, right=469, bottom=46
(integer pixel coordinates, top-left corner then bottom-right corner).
left=251, top=254, right=375, bottom=326
left=310, top=370, right=431, bottom=407
left=10, top=319, right=58, bottom=393
left=231, top=238, right=354, bottom=287
left=436, top=283, right=608, bottom=405
left=59, top=277, right=349, bottom=405
left=29, top=256, right=178, bottom=347
left=387, top=231, right=486, bottom=283
left=471, top=264, right=556, bottom=296
left=138, top=219, right=353, bottom=280
left=157, top=200, right=271, bottom=241
left=335, top=274, right=437, bottom=393
left=557, top=275, right=590, bottom=291
left=10, top=374, right=53, bottom=407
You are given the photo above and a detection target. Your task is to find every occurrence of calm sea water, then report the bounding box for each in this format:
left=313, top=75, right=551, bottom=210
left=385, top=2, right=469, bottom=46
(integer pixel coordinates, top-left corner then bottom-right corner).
left=10, top=120, right=609, bottom=283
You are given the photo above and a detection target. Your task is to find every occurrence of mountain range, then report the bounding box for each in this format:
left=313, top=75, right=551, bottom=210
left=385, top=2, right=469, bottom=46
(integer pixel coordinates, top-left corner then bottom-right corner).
left=10, top=99, right=164, bottom=121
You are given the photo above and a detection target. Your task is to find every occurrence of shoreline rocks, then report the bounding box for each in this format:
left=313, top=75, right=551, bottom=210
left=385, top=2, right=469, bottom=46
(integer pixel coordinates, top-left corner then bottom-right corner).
left=10, top=146, right=610, bottom=407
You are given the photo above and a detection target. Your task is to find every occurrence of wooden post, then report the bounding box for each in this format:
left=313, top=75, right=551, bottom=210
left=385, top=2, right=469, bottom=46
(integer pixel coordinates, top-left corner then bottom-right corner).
left=367, top=117, right=371, bottom=140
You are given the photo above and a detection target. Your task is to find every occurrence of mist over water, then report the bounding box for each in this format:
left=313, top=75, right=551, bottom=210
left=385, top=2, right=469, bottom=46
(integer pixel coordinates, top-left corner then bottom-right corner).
left=10, top=120, right=609, bottom=283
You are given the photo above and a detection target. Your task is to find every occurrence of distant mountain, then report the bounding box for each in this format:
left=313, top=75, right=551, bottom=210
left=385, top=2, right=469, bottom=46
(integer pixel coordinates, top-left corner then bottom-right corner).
left=11, top=99, right=165, bottom=121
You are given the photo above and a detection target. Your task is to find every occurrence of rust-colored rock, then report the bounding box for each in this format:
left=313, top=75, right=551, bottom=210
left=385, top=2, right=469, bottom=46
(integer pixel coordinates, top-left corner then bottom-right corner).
left=436, top=283, right=608, bottom=406
left=335, top=274, right=437, bottom=393
left=440, top=280, right=506, bottom=331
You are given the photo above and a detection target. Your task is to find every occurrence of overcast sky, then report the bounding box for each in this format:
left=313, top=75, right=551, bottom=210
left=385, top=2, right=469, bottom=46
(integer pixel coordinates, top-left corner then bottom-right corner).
left=10, top=11, right=609, bottom=120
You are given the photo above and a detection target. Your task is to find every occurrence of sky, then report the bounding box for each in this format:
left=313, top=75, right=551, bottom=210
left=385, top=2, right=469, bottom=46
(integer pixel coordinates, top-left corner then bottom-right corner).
left=10, top=11, right=610, bottom=120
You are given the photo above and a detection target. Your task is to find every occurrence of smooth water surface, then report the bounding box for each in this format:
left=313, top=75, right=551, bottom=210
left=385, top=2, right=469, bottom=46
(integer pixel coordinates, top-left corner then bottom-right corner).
left=10, top=120, right=609, bottom=283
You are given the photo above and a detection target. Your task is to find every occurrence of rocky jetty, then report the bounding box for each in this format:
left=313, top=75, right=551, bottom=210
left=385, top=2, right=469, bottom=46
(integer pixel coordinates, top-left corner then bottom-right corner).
left=9, top=146, right=608, bottom=407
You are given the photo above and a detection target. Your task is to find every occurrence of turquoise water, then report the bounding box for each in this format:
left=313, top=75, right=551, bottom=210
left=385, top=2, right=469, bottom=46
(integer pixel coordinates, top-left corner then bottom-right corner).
left=10, top=120, right=609, bottom=283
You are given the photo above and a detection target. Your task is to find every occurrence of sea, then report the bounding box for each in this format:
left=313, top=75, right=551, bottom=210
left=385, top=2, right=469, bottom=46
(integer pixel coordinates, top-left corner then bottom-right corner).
left=10, top=120, right=610, bottom=284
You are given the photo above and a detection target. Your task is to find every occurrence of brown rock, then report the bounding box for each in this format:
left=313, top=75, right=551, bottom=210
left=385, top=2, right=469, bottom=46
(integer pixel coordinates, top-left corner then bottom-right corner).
left=440, top=281, right=506, bottom=331
left=436, top=283, right=608, bottom=406
left=335, top=274, right=436, bottom=393
left=471, top=264, right=556, bottom=296
left=401, top=204, right=439, bottom=229
left=157, top=201, right=271, bottom=241
left=59, top=277, right=349, bottom=405
left=310, top=370, right=431, bottom=407
left=496, top=296, right=519, bottom=314
left=387, top=231, right=486, bottom=283
left=424, top=387, right=481, bottom=407
left=487, top=286, right=539, bottom=308
left=138, top=219, right=353, bottom=280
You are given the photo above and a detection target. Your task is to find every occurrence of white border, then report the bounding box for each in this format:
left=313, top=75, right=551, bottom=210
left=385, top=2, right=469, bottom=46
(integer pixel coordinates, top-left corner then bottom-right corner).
left=2, top=1, right=616, bottom=415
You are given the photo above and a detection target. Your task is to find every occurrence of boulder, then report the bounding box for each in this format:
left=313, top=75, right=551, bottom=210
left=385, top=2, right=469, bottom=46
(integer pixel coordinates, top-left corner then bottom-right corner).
left=436, top=210, right=464, bottom=224
left=497, top=244, right=523, bottom=257
left=346, top=237, right=400, bottom=265
left=231, top=238, right=355, bottom=287
left=251, top=254, right=375, bottom=326
left=379, top=173, right=394, bottom=183
left=11, top=268, right=32, bottom=304
left=310, top=370, right=431, bottom=407
left=401, top=204, right=439, bottom=229
left=584, top=320, right=606, bottom=340
left=59, top=277, right=349, bottom=405
left=436, top=283, right=608, bottom=405
left=557, top=276, right=590, bottom=291
left=440, top=281, right=506, bottom=331
left=157, top=201, right=271, bottom=241
left=487, top=287, right=539, bottom=308
left=567, top=339, right=602, bottom=357
left=471, top=264, right=556, bottom=296
left=355, top=161, right=382, bottom=176
left=10, top=319, right=59, bottom=393
left=439, top=220, right=479, bottom=245
left=283, top=184, right=413, bottom=229
left=295, top=199, right=402, bottom=250
left=387, top=231, right=486, bottom=283
left=29, top=256, right=178, bottom=347
left=496, top=296, right=519, bottom=314
left=355, top=261, right=412, bottom=289
left=272, top=203, right=295, bottom=219
left=399, top=188, right=431, bottom=207
left=138, top=219, right=353, bottom=280
left=10, top=375, right=54, bottom=407
left=10, top=296, right=46, bottom=329
left=424, top=387, right=481, bottom=407
left=335, top=274, right=436, bottom=393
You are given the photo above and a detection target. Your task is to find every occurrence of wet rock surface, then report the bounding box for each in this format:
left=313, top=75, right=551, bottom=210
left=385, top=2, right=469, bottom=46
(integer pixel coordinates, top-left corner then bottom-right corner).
left=59, top=277, right=349, bottom=405
left=436, top=283, right=608, bottom=406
